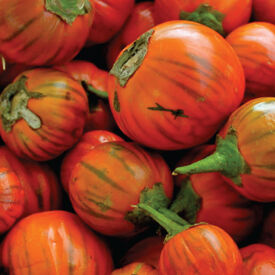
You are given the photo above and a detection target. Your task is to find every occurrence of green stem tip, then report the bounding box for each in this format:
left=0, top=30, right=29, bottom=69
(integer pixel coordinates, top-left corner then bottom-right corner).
left=180, top=4, right=225, bottom=36
left=173, top=128, right=250, bottom=187
left=83, top=82, right=109, bottom=99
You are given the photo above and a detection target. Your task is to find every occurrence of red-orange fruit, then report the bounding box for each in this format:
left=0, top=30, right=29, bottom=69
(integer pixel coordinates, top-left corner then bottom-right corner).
left=1, top=210, right=113, bottom=274
left=0, top=68, right=89, bottom=161
left=109, top=20, right=245, bottom=150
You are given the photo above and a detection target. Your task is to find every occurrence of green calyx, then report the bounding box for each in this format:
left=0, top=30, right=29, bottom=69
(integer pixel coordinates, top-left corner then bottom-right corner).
left=126, top=182, right=171, bottom=230
left=0, top=75, right=44, bottom=132
left=45, top=0, right=92, bottom=25
left=170, top=179, right=201, bottom=224
left=180, top=4, right=225, bottom=36
left=110, top=29, right=154, bottom=87
left=128, top=183, right=203, bottom=241
left=173, top=127, right=251, bottom=187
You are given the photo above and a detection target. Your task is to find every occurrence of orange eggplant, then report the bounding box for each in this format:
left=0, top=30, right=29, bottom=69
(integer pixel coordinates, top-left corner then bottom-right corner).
left=174, top=97, right=275, bottom=202
left=109, top=20, right=245, bottom=150
left=0, top=0, right=95, bottom=66
left=0, top=68, right=89, bottom=161
left=1, top=210, right=113, bottom=274
left=226, top=22, right=275, bottom=102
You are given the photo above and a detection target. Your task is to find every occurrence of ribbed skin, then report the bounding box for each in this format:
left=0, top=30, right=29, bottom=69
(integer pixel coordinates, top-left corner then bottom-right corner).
left=0, top=68, right=89, bottom=161
left=86, top=0, right=134, bottom=45
left=0, top=0, right=95, bottom=66
left=175, top=145, right=261, bottom=242
left=108, top=20, right=245, bottom=150
left=69, top=141, right=173, bottom=236
left=240, top=244, right=275, bottom=275
left=61, top=130, right=123, bottom=192
left=153, top=0, right=252, bottom=34
left=106, top=1, right=155, bottom=69
left=1, top=211, right=113, bottom=275
left=112, top=262, right=158, bottom=275
left=218, top=97, right=275, bottom=202
left=0, top=167, right=24, bottom=233
left=159, top=224, right=243, bottom=275
left=0, top=146, right=62, bottom=216
left=55, top=60, right=116, bottom=132
left=226, top=22, right=275, bottom=102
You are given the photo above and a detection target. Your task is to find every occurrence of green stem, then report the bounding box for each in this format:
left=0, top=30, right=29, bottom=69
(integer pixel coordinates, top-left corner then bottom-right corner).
left=45, top=0, right=92, bottom=25
left=0, top=75, right=44, bottom=132
left=169, top=179, right=201, bottom=224
left=180, top=4, right=225, bottom=36
left=173, top=128, right=250, bottom=187
left=138, top=203, right=189, bottom=240
left=84, top=82, right=109, bottom=99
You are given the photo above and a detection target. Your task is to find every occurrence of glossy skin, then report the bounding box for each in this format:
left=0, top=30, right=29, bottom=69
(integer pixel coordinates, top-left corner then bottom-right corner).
left=240, top=244, right=275, bottom=275
left=86, top=0, right=134, bottom=45
left=153, top=0, right=252, bottom=34
left=106, top=1, right=155, bottom=69
left=253, top=0, right=275, bottom=24
left=218, top=97, right=275, bottom=202
left=55, top=60, right=116, bottom=132
left=109, top=21, right=245, bottom=150
left=260, top=209, right=275, bottom=248
left=121, top=236, right=163, bottom=268
left=0, top=68, right=89, bottom=161
left=69, top=141, right=174, bottom=236
left=175, top=145, right=262, bottom=242
left=0, top=168, right=24, bottom=233
left=0, top=0, right=95, bottom=66
left=61, top=130, right=123, bottom=192
left=112, top=262, right=158, bottom=275
left=226, top=22, right=275, bottom=102
left=0, top=146, right=61, bottom=216
left=159, top=224, right=243, bottom=274
left=1, top=211, right=113, bottom=275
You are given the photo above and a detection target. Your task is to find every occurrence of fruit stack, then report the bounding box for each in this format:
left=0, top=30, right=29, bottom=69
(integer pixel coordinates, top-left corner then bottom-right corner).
left=0, top=0, right=274, bottom=274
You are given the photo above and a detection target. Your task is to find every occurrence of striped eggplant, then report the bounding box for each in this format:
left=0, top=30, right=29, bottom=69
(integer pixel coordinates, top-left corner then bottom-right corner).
left=240, top=244, right=275, bottom=275
left=1, top=211, right=113, bottom=274
left=61, top=130, right=123, bottom=192
left=0, top=146, right=62, bottom=216
left=68, top=141, right=173, bottom=236
left=108, top=20, right=245, bottom=150
left=0, top=0, right=95, bottom=66
left=86, top=0, right=134, bottom=45
left=226, top=22, right=275, bottom=102
left=153, top=0, right=252, bottom=34
left=55, top=60, right=116, bottom=132
left=173, top=97, right=275, bottom=202
left=138, top=204, right=243, bottom=275
left=0, top=68, right=89, bottom=161
left=172, top=144, right=262, bottom=242
left=0, top=167, right=24, bottom=234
